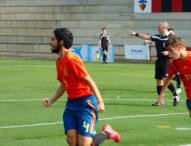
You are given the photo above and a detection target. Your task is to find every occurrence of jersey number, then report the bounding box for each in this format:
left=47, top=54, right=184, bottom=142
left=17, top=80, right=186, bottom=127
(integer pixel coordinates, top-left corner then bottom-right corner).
left=83, top=121, right=90, bottom=133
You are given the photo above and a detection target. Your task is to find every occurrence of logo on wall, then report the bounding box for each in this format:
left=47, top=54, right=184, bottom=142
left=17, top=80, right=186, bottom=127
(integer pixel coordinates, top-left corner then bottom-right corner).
left=138, top=0, right=147, bottom=11
left=134, top=0, right=151, bottom=13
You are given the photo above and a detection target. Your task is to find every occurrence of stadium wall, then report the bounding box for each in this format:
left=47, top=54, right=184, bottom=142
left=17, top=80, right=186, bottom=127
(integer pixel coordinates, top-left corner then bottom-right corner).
left=0, top=0, right=190, bottom=61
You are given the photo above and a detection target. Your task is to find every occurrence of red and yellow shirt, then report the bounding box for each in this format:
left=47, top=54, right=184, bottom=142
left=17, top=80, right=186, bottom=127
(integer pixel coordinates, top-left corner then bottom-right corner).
left=56, top=50, right=92, bottom=100
left=168, top=52, right=191, bottom=100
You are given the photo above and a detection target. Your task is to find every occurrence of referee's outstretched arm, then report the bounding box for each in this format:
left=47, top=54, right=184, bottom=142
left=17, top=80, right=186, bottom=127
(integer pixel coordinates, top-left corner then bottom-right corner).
left=130, top=30, right=151, bottom=40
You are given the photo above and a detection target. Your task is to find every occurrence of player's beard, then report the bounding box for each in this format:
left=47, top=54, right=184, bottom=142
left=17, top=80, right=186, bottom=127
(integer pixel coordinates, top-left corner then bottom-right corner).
left=51, top=44, right=61, bottom=54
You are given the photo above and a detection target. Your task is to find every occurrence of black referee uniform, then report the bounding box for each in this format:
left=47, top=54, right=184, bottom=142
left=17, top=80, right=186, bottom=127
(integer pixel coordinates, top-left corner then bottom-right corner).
left=99, top=33, right=110, bottom=63
left=150, top=34, right=172, bottom=79
left=150, top=33, right=178, bottom=103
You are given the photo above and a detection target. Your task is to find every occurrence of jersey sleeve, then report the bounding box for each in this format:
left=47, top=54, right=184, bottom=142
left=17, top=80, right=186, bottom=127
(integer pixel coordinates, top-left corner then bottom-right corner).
left=107, top=34, right=110, bottom=39
left=99, top=34, right=102, bottom=40
left=56, top=60, right=62, bottom=82
left=150, top=35, right=158, bottom=42
left=70, top=58, right=89, bottom=79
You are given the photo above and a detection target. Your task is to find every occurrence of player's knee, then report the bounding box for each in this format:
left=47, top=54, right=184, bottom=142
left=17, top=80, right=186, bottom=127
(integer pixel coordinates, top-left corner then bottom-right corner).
left=67, top=134, right=77, bottom=146
left=78, top=136, right=92, bottom=146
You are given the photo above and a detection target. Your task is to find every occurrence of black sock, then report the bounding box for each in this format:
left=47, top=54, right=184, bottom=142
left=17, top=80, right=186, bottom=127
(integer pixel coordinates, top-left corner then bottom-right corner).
left=168, top=83, right=178, bottom=96
left=103, top=54, right=106, bottom=62
left=157, top=86, right=162, bottom=95
left=92, top=132, right=109, bottom=146
left=175, top=75, right=181, bottom=88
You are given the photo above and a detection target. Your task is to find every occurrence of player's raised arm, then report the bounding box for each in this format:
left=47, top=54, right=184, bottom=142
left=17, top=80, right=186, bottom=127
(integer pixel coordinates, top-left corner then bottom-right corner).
left=130, top=30, right=151, bottom=40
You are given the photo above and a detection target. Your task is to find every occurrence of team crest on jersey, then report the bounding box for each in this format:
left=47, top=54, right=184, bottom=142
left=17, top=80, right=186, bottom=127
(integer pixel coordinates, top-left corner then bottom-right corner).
left=138, top=0, right=148, bottom=11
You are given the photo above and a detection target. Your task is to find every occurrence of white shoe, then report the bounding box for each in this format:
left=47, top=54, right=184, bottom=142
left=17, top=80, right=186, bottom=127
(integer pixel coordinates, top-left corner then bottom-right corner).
left=176, top=88, right=181, bottom=94
left=172, top=96, right=180, bottom=106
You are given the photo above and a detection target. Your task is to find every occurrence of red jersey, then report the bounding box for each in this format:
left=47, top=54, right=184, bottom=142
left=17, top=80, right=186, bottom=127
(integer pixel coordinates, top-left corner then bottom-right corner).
left=56, top=50, right=92, bottom=100
left=168, top=52, right=191, bottom=100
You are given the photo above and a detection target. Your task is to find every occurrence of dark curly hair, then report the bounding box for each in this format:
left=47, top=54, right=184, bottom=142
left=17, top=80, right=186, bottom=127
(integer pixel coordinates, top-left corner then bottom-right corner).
left=54, top=28, right=73, bottom=49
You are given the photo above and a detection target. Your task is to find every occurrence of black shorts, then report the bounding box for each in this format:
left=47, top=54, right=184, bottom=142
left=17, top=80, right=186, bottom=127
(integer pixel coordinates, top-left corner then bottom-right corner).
left=101, top=45, right=108, bottom=52
left=155, top=59, right=168, bottom=80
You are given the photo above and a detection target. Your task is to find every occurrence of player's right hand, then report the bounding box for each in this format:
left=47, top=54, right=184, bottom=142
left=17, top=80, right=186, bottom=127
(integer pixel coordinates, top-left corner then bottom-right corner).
left=98, top=102, right=105, bottom=112
left=42, top=98, right=53, bottom=107
left=157, top=95, right=164, bottom=105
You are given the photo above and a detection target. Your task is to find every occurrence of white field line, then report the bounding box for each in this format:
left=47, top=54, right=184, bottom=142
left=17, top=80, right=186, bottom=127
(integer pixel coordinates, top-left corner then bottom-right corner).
left=0, top=112, right=187, bottom=129
left=0, top=98, right=184, bottom=102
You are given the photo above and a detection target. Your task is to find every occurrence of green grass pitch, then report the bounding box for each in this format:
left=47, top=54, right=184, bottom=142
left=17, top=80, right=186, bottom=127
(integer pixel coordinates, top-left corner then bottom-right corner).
left=0, top=59, right=190, bottom=146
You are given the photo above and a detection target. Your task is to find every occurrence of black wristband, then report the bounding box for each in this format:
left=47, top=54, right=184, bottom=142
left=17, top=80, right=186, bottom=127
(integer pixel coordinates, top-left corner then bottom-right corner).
left=135, top=33, right=139, bottom=37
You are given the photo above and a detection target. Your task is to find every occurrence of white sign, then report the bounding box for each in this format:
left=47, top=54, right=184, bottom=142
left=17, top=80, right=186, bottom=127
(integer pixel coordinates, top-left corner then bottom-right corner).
left=124, top=45, right=150, bottom=60
left=134, top=0, right=151, bottom=13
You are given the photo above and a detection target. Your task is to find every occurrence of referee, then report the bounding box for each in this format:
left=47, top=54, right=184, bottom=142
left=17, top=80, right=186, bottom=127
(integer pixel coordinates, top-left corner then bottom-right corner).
left=130, top=21, right=179, bottom=106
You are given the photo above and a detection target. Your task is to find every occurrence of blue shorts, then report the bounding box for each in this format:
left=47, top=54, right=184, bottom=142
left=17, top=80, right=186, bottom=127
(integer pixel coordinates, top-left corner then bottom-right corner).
left=186, top=99, right=191, bottom=110
left=63, top=95, right=98, bottom=138
left=186, top=99, right=191, bottom=118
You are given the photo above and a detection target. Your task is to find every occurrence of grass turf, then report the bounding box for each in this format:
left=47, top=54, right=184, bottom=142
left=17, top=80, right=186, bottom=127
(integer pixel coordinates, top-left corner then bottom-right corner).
left=0, top=59, right=190, bottom=146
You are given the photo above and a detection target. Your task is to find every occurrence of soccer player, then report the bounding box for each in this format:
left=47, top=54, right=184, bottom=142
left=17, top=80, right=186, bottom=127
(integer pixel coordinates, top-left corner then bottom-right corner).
left=157, top=36, right=191, bottom=118
left=168, top=28, right=182, bottom=94
left=130, top=21, right=179, bottom=106
left=99, top=27, right=112, bottom=64
left=42, top=28, right=120, bottom=146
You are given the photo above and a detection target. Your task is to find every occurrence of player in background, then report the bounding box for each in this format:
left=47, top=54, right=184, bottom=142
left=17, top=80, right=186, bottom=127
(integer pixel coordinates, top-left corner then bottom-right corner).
left=42, top=28, right=120, bottom=146
left=130, top=21, right=179, bottom=106
left=158, top=36, right=191, bottom=118
left=99, top=28, right=112, bottom=64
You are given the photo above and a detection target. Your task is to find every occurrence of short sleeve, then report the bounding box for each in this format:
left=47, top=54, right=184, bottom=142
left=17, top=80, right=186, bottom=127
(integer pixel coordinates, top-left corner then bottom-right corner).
left=107, top=34, right=110, bottom=39
left=70, top=58, right=88, bottom=79
left=99, top=34, right=103, bottom=40
left=56, top=59, right=62, bottom=82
